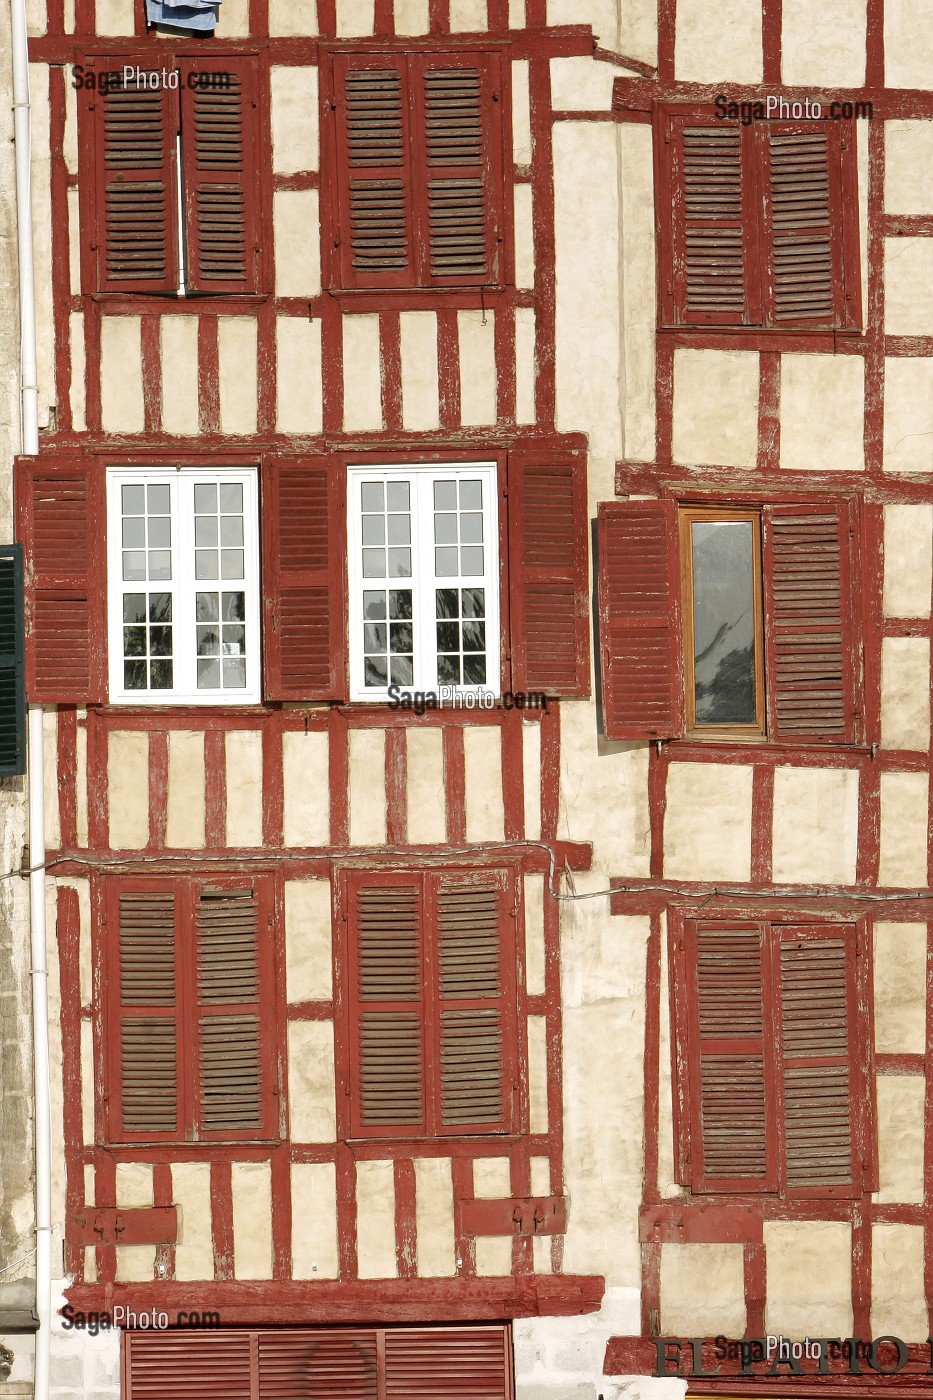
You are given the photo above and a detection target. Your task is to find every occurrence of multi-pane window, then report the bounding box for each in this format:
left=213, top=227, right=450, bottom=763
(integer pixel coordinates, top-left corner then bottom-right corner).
left=106, top=468, right=260, bottom=704
left=347, top=463, right=499, bottom=700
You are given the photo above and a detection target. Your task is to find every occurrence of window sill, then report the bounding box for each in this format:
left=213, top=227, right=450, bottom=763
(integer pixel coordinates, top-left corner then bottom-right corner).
left=666, top=735, right=871, bottom=759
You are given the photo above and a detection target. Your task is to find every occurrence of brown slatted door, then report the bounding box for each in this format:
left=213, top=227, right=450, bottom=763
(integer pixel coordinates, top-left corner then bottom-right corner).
left=760, top=125, right=842, bottom=328
left=348, top=874, right=426, bottom=1137
left=775, top=927, right=859, bottom=1196
left=258, top=1329, right=379, bottom=1398
left=180, top=59, right=260, bottom=294
left=384, top=1326, right=512, bottom=1399
left=688, top=921, right=776, bottom=1193
left=125, top=1332, right=253, bottom=1399
left=333, top=55, right=416, bottom=289
left=114, top=890, right=179, bottom=1141
left=597, top=501, right=684, bottom=740
left=762, top=503, right=858, bottom=743
left=194, top=887, right=266, bottom=1137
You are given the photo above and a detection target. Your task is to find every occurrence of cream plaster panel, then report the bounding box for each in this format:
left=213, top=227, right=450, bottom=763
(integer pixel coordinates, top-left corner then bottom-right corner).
left=84, top=1164, right=95, bottom=1208
left=475, top=1236, right=513, bottom=1275
left=406, top=727, right=446, bottom=844
left=764, top=1221, right=852, bottom=1334
left=660, top=1244, right=745, bottom=1336
left=871, top=1224, right=928, bottom=1337
left=530, top=1157, right=550, bottom=1195
left=885, top=0, right=933, bottom=88
left=664, top=763, right=752, bottom=883
left=218, top=317, right=258, bottom=435
left=509, top=0, right=525, bottom=23
left=172, top=1163, right=214, bottom=1280
left=473, top=1157, right=512, bottom=1197
left=883, top=503, right=933, bottom=617
left=160, top=317, right=200, bottom=436
left=527, top=1014, right=548, bottom=1134
left=165, top=730, right=206, bottom=849
left=886, top=239, right=933, bottom=334
left=43, top=711, right=59, bottom=850
left=876, top=1076, right=925, bottom=1203
left=342, top=314, right=383, bottom=432
left=100, top=317, right=144, bottom=434
left=450, top=0, right=487, bottom=28
left=94, top=0, right=134, bottom=34
left=116, top=1246, right=156, bottom=1281
left=883, top=358, right=933, bottom=472
left=550, top=57, right=616, bottom=110
left=285, top=879, right=333, bottom=1003
left=881, top=637, right=930, bottom=750
left=81, top=1020, right=94, bottom=1144
left=68, top=188, right=80, bottom=295
left=886, top=122, right=933, bottom=214
left=414, top=1157, right=456, bottom=1276
left=29, top=65, right=54, bottom=426
left=780, top=353, right=865, bottom=472
left=879, top=770, right=929, bottom=887
left=522, top=719, right=541, bottom=839
left=269, top=0, right=318, bottom=33
left=291, top=1163, right=339, bottom=1277
left=232, top=1161, right=273, bottom=1278
left=270, top=68, right=319, bottom=174
left=336, top=0, right=375, bottom=34
left=25, top=0, right=46, bottom=34
left=356, top=1160, right=397, bottom=1278
left=115, top=1163, right=153, bottom=1209
left=288, top=1021, right=336, bottom=1139
left=620, top=123, right=656, bottom=463
left=215, top=0, right=249, bottom=35
left=400, top=312, right=440, bottom=431
left=782, top=0, right=866, bottom=84
left=69, top=312, right=86, bottom=432
left=64, top=0, right=74, bottom=30
left=276, top=317, right=323, bottom=434
left=558, top=704, right=651, bottom=879
left=108, top=731, right=149, bottom=850
left=672, top=349, right=758, bottom=467
left=621, top=0, right=658, bottom=65
left=464, top=726, right=504, bottom=842
left=458, top=310, right=497, bottom=426
left=772, top=766, right=859, bottom=885
left=46, top=885, right=66, bottom=1226
left=512, top=60, right=531, bottom=165
left=65, top=878, right=92, bottom=1006
left=76, top=722, right=88, bottom=845
left=554, top=125, right=622, bottom=463
left=858, top=122, right=869, bottom=323
left=548, top=0, right=618, bottom=44
left=514, top=184, right=535, bottom=291
left=873, top=922, right=927, bottom=1054
left=349, top=728, right=386, bottom=844
left=515, top=307, right=536, bottom=424
left=274, top=190, right=322, bottom=298
left=283, top=729, right=330, bottom=845
left=675, top=0, right=762, bottom=83
left=524, top=874, right=546, bottom=997
left=395, top=0, right=430, bottom=33
left=85, top=1247, right=97, bottom=1282
left=225, top=730, right=264, bottom=847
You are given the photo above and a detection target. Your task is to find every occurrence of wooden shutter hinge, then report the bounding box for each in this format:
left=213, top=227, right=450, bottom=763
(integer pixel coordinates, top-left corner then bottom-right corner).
left=459, top=1195, right=566, bottom=1237
left=68, top=1207, right=177, bottom=1248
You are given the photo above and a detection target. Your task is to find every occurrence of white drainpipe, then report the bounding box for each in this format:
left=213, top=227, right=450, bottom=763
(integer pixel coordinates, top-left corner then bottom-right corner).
left=11, top=1, right=52, bottom=1396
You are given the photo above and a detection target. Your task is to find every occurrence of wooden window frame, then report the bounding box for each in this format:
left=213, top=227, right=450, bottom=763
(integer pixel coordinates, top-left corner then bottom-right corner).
left=655, top=103, right=862, bottom=334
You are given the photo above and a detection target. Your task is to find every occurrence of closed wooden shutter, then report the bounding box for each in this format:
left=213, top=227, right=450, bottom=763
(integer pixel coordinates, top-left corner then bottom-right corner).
left=180, top=58, right=260, bottom=295
left=508, top=453, right=590, bottom=697
left=88, top=59, right=178, bottom=294
left=597, top=500, right=684, bottom=740
left=115, top=890, right=179, bottom=1139
left=262, top=459, right=346, bottom=701
left=125, top=1332, right=253, bottom=1398
left=259, top=1330, right=379, bottom=1397
left=15, top=459, right=106, bottom=703
left=762, top=502, right=858, bottom=742
left=384, top=1326, right=512, bottom=1397
left=195, top=888, right=264, bottom=1136
left=0, top=546, right=25, bottom=777
left=761, top=126, right=839, bottom=326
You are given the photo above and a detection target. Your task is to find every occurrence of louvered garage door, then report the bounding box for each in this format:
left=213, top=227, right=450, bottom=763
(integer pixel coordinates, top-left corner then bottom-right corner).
left=125, top=1326, right=513, bottom=1399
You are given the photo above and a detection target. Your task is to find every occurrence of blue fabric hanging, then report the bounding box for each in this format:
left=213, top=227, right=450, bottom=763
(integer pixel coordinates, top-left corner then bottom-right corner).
left=146, top=0, right=220, bottom=30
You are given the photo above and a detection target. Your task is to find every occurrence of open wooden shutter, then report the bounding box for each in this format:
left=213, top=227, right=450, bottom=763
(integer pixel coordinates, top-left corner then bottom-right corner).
left=762, top=502, right=858, bottom=743
left=180, top=58, right=260, bottom=294
left=0, top=547, right=25, bottom=776
left=775, top=926, right=859, bottom=1195
left=259, top=1331, right=379, bottom=1398
left=384, top=1326, right=512, bottom=1397
left=87, top=58, right=178, bottom=294
left=15, top=459, right=106, bottom=703
left=114, top=890, right=179, bottom=1140
left=194, top=887, right=266, bottom=1137
left=597, top=500, right=684, bottom=739
left=507, top=452, right=589, bottom=697
left=760, top=124, right=846, bottom=328
left=332, top=54, right=417, bottom=290
left=348, top=873, right=426, bottom=1136
left=125, top=1333, right=253, bottom=1399
left=688, top=921, right=775, bottom=1193
left=262, top=458, right=346, bottom=701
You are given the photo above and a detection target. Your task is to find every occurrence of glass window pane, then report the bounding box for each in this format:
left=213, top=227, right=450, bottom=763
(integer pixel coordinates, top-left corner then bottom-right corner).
left=390, top=655, right=413, bottom=686
left=194, top=483, right=217, bottom=514
left=219, top=483, right=243, bottom=513
left=361, top=482, right=384, bottom=513
left=122, top=517, right=145, bottom=548
left=387, top=514, right=411, bottom=545
left=122, top=484, right=145, bottom=515
left=123, top=626, right=146, bottom=657
left=434, top=480, right=457, bottom=511
left=150, top=659, right=173, bottom=689
left=362, top=515, right=386, bottom=546
left=124, top=659, right=146, bottom=689
left=462, top=621, right=485, bottom=653
left=222, top=626, right=245, bottom=655
left=463, top=654, right=486, bottom=685
left=690, top=519, right=757, bottom=726
left=148, top=550, right=172, bottom=580
left=364, top=591, right=386, bottom=620
left=459, top=480, right=482, bottom=509
left=364, top=656, right=388, bottom=687
left=437, top=621, right=460, bottom=651
left=223, top=657, right=247, bottom=689
left=148, top=516, right=171, bottom=548
left=122, top=551, right=146, bottom=582
left=123, top=594, right=146, bottom=624
left=438, top=654, right=460, bottom=685
left=196, top=592, right=219, bottom=622
left=195, top=515, right=218, bottom=547
left=149, top=593, right=172, bottom=623
left=434, top=513, right=458, bottom=545
left=462, top=587, right=484, bottom=619
left=149, top=625, right=172, bottom=657
left=220, top=515, right=244, bottom=547
left=389, top=623, right=413, bottom=654
left=386, top=481, right=409, bottom=511
left=364, top=623, right=387, bottom=653
left=362, top=548, right=386, bottom=578
left=435, top=546, right=458, bottom=577
left=389, top=590, right=412, bottom=620
left=222, top=592, right=245, bottom=622
left=460, top=512, right=483, bottom=544
left=387, top=547, right=411, bottom=578
left=461, top=546, right=484, bottom=576
left=220, top=549, right=245, bottom=580
left=147, top=484, right=171, bottom=514
left=197, top=657, right=222, bottom=689
left=196, top=549, right=219, bottom=580
left=197, top=626, right=220, bottom=656
left=436, top=589, right=458, bottom=619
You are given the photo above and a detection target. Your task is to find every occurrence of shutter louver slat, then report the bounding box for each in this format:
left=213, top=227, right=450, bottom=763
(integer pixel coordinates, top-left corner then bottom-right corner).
left=117, top=892, right=178, bottom=1137
left=0, top=547, right=25, bottom=776
left=355, top=884, right=424, bottom=1129
left=337, top=60, right=415, bottom=286
left=437, top=884, right=505, bottom=1128
left=99, top=79, right=175, bottom=292
left=259, top=1330, right=379, bottom=1398
left=384, top=1326, right=511, bottom=1398
left=126, top=1333, right=253, bottom=1398
left=768, top=131, right=835, bottom=324
left=181, top=60, right=258, bottom=294
left=681, top=125, right=747, bottom=323
left=196, top=889, right=263, bottom=1134
left=424, top=68, right=488, bottom=280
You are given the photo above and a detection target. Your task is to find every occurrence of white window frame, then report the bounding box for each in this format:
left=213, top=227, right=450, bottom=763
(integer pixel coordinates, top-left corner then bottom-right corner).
left=106, top=467, right=261, bottom=706
left=347, top=462, right=500, bottom=703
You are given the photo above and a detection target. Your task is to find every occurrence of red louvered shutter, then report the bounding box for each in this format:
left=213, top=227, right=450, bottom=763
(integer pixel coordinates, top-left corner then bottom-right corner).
left=507, top=452, right=589, bottom=697
left=15, top=458, right=107, bottom=702
left=85, top=57, right=178, bottom=295
left=762, top=501, right=859, bottom=743
left=259, top=1330, right=379, bottom=1398
left=262, top=458, right=346, bottom=701
left=687, top=921, right=776, bottom=1194
left=180, top=57, right=261, bottom=295
left=597, top=500, right=684, bottom=740
left=111, top=887, right=180, bottom=1142
left=384, top=1326, right=512, bottom=1398
left=125, top=1333, right=253, bottom=1399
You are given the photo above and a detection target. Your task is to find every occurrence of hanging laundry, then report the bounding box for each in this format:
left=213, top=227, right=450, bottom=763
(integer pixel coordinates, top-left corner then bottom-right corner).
left=146, top=0, right=221, bottom=31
